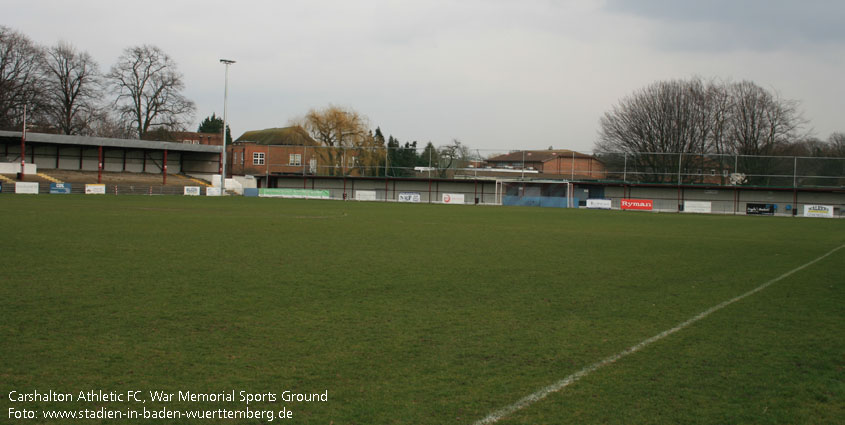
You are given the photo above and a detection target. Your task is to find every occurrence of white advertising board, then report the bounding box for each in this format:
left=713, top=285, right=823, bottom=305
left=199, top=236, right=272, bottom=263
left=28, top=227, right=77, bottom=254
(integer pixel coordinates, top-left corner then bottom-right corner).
left=803, top=204, right=834, bottom=218
left=206, top=187, right=221, bottom=196
left=0, top=163, right=36, bottom=174
left=184, top=186, right=201, bottom=196
left=684, top=201, right=712, bottom=214
left=15, top=182, right=39, bottom=194
left=586, top=199, right=612, bottom=209
left=85, top=184, right=106, bottom=194
left=355, top=190, right=377, bottom=201
left=398, top=192, right=421, bottom=203
left=442, top=193, right=464, bottom=204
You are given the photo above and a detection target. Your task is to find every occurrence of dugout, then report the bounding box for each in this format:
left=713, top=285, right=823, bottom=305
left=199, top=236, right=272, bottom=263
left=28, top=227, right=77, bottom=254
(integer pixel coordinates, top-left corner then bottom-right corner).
left=500, top=181, right=570, bottom=207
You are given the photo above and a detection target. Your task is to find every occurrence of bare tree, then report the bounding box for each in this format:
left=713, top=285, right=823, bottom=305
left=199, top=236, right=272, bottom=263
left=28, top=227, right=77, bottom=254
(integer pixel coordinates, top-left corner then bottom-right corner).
left=597, top=78, right=715, bottom=182
left=89, top=110, right=135, bottom=139
left=0, top=26, right=45, bottom=130
left=724, top=81, right=806, bottom=185
left=705, top=82, right=732, bottom=155
left=437, top=139, right=471, bottom=177
left=828, top=133, right=845, bottom=157
left=726, top=81, right=805, bottom=156
left=596, top=78, right=807, bottom=184
left=107, top=45, right=195, bottom=139
left=42, top=41, right=102, bottom=135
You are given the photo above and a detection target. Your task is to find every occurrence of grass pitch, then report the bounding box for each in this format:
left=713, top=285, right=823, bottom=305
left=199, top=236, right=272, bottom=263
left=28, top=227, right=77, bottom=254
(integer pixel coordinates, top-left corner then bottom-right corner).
left=1, top=195, right=842, bottom=424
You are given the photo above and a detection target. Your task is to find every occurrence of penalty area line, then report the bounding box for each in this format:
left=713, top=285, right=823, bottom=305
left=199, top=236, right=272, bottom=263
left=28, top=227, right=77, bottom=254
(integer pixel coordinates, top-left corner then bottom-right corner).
left=472, top=243, right=845, bottom=425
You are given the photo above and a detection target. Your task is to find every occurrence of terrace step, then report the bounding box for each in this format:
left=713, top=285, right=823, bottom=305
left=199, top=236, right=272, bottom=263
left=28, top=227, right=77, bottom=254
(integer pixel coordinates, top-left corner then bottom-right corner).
left=181, top=174, right=212, bottom=187
left=37, top=172, right=63, bottom=184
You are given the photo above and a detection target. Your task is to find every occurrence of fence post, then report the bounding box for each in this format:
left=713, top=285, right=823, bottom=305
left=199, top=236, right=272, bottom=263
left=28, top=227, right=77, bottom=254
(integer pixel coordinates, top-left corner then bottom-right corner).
left=521, top=151, right=526, bottom=180
left=677, top=152, right=682, bottom=185
left=623, top=152, right=627, bottom=183
left=98, top=145, right=103, bottom=183
left=163, top=149, right=168, bottom=185
left=428, top=147, right=432, bottom=178
left=734, top=155, right=738, bottom=178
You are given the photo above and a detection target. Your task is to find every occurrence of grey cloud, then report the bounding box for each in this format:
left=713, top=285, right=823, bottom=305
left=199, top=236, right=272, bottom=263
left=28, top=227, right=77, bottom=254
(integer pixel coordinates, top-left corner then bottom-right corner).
left=604, top=0, right=845, bottom=50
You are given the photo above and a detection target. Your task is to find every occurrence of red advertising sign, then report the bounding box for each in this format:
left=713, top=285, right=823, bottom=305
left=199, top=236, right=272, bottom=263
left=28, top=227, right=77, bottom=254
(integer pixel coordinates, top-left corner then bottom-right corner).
left=621, top=199, right=653, bottom=210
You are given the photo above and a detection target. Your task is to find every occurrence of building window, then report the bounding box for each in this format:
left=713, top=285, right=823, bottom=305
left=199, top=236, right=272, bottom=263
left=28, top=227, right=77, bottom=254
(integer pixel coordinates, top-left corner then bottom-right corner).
left=289, top=154, right=302, bottom=166
left=253, top=152, right=265, bottom=165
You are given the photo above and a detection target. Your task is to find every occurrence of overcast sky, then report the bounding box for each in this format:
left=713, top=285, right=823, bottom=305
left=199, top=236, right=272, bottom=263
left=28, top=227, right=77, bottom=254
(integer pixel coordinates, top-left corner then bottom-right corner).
left=6, top=0, right=844, bottom=152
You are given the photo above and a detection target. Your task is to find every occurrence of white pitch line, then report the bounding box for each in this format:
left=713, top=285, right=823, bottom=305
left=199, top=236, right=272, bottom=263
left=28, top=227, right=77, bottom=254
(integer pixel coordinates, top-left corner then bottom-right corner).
left=473, top=243, right=844, bottom=425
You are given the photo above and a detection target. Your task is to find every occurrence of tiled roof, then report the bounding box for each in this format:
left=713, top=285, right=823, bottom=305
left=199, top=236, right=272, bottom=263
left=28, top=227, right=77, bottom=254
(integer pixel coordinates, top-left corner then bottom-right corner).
left=486, top=150, right=594, bottom=163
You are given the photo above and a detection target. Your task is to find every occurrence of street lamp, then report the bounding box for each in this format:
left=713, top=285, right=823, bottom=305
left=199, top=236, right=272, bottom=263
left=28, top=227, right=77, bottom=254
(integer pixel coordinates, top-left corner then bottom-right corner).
left=220, top=59, right=235, bottom=193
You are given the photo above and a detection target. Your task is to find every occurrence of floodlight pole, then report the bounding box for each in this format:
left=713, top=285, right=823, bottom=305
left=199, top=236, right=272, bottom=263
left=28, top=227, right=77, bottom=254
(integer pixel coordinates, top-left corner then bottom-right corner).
left=220, top=59, right=235, bottom=193
left=20, top=103, right=26, bottom=180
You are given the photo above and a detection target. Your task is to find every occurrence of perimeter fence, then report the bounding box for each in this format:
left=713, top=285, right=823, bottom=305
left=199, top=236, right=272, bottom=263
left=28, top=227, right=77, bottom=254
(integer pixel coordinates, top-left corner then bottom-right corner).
left=228, top=145, right=845, bottom=189
left=0, top=182, right=197, bottom=195
left=593, top=152, right=845, bottom=188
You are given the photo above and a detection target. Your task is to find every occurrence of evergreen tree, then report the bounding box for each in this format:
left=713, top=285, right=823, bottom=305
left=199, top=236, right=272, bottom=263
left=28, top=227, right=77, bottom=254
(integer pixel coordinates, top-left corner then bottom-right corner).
left=197, top=113, right=232, bottom=143
left=419, top=142, right=439, bottom=168
left=374, top=127, right=386, bottom=146
left=382, top=135, right=420, bottom=177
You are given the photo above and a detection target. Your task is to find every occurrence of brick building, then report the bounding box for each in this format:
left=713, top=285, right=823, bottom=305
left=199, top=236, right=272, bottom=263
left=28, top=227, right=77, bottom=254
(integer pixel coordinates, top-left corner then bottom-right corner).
left=228, top=127, right=318, bottom=187
left=228, top=126, right=380, bottom=187
left=485, top=149, right=606, bottom=179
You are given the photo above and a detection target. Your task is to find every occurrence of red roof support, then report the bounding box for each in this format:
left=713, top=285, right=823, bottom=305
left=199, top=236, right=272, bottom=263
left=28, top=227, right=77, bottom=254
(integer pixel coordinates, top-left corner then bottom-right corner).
left=98, top=145, right=103, bottom=183
left=163, top=149, right=168, bottom=185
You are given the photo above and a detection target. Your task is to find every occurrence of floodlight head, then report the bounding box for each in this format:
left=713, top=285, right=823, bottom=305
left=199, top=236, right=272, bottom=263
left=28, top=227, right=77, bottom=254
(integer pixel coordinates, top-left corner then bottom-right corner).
left=220, top=59, right=236, bottom=64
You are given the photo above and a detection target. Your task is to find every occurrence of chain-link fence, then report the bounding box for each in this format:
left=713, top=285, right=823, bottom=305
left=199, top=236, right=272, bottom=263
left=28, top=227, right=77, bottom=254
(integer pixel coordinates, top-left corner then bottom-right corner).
left=229, top=145, right=844, bottom=189
left=592, top=152, right=845, bottom=188
left=5, top=141, right=844, bottom=189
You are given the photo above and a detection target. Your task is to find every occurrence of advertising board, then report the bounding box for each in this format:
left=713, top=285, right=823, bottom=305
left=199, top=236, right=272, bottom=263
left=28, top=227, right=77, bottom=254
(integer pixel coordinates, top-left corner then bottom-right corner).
left=398, top=192, right=421, bottom=203
left=49, top=183, right=72, bottom=194
left=683, top=201, right=712, bottom=214
left=621, top=199, right=653, bottom=211
left=259, top=188, right=331, bottom=199
left=183, top=186, right=201, bottom=196
left=442, top=193, right=465, bottom=204
left=803, top=204, right=834, bottom=218
left=746, top=203, right=775, bottom=216
left=15, top=182, right=39, bottom=194
left=586, top=199, right=612, bottom=209
left=206, top=187, right=221, bottom=196
left=85, top=184, right=106, bottom=194
left=355, top=190, right=377, bottom=201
